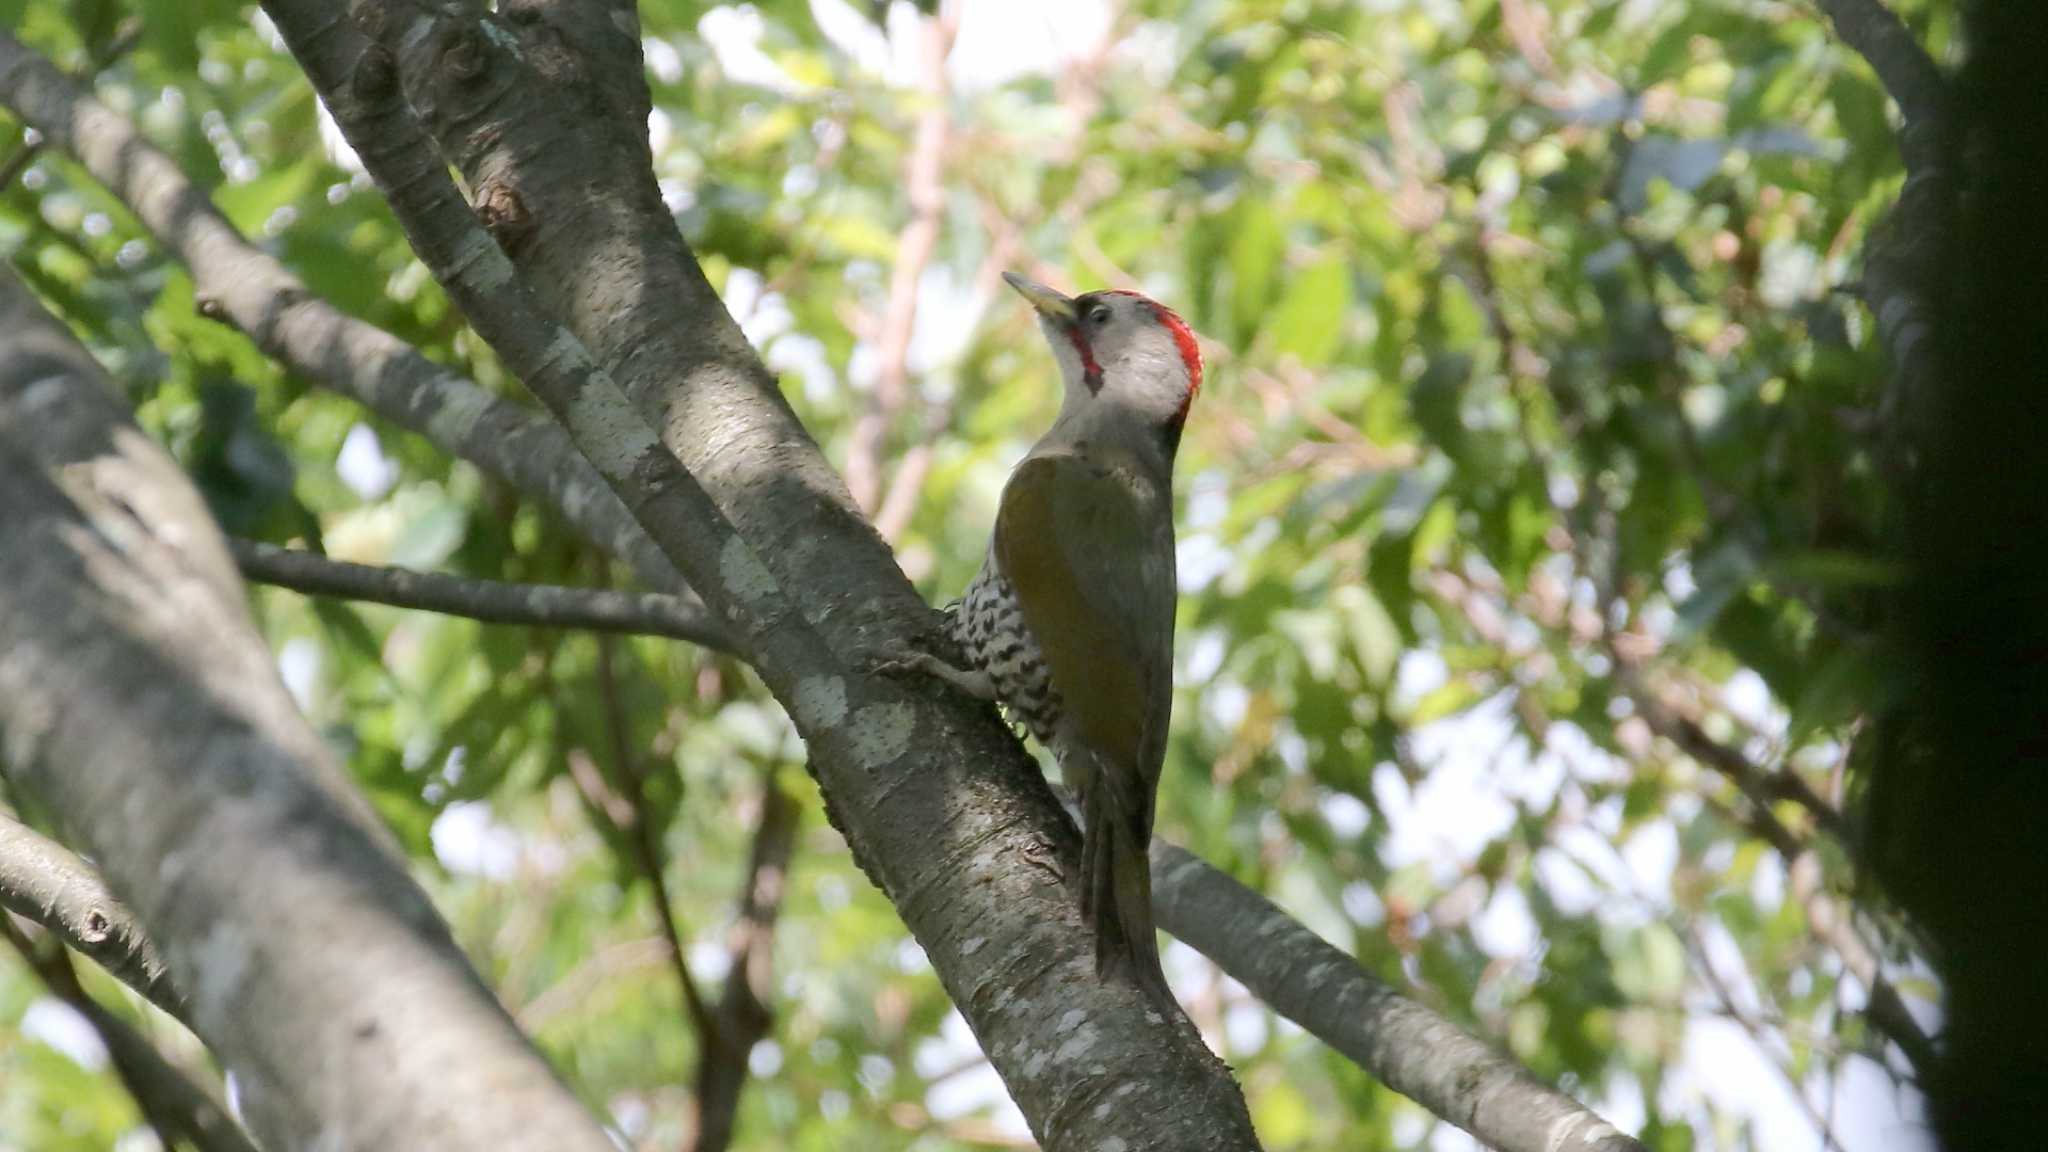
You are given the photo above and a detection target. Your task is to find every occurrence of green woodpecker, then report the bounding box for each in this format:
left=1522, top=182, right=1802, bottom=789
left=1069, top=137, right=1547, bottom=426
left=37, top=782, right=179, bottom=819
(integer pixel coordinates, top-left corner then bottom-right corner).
left=886, top=272, right=1202, bottom=1002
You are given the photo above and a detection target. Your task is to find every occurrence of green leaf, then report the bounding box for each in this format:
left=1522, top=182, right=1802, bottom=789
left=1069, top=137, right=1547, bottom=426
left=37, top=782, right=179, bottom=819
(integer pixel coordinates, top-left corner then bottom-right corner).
left=1251, top=1076, right=1313, bottom=1145
left=1264, top=257, right=1351, bottom=367
left=1333, top=584, right=1401, bottom=687
left=1409, top=679, right=1480, bottom=724
left=1229, top=198, right=1285, bottom=344
left=311, top=599, right=384, bottom=666
left=389, top=500, right=470, bottom=569
left=1768, top=548, right=1902, bottom=589
left=213, top=156, right=319, bottom=237
left=1788, top=641, right=1880, bottom=739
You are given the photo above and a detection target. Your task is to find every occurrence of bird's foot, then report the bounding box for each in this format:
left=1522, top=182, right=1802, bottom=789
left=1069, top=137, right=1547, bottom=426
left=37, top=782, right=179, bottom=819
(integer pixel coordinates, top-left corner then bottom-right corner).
left=858, top=640, right=1000, bottom=702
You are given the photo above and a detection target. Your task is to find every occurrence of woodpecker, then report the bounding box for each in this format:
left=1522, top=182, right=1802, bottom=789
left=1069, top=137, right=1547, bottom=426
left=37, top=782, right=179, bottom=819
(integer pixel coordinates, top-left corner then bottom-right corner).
left=883, top=272, right=1202, bottom=1003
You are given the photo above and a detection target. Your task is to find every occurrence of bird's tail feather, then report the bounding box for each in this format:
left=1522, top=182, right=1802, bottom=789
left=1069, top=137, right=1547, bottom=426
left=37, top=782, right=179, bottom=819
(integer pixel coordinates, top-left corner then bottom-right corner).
left=1082, top=786, right=1171, bottom=1005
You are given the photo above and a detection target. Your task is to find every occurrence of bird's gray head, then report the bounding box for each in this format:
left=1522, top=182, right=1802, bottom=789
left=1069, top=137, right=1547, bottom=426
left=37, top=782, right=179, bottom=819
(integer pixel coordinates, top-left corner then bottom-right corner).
left=1002, top=272, right=1204, bottom=455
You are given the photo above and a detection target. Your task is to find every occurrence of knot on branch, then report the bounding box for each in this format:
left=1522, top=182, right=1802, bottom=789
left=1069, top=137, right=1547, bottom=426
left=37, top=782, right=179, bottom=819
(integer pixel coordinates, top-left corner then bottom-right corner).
left=474, top=179, right=533, bottom=250
left=350, top=44, right=397, bottom=104
left=440, top=22, right=490, bottom=84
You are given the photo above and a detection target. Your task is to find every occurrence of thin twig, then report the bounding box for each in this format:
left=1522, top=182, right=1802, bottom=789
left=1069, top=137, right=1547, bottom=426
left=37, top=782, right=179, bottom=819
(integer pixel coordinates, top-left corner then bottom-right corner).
left=872, top=235, right=1025, bottom=544
left=1668, top=726, right=1938, bottom=1078
left=1685, top=922, right=1849, bottom=1152
left=591, top=629, right=722, bottom=1048
left=230, top=539, right=733, bottom=650
left=690, top=773, right=799, bottom=1152
left=1428, top=481, right=1932, bottom=1076
left=0, top=127, right=42, bottom=191
left=844, top=4, right=957, bottom=517
left=1620, top=664, right=1851, bottom=844
left=514, top=935, right=670, bottom=1031
left=0, top=812, right=184, bottom=1022
left=0, top=917, right=258, bottom=1152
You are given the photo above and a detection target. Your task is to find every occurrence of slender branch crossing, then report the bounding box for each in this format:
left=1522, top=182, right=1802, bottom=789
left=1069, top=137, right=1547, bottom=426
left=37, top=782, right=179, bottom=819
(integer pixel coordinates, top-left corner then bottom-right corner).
left=0, top=813, right=185, bottom=1023
left=0, top=31, right=682, bottom=592
left=231, top=539, right=733, bottom=649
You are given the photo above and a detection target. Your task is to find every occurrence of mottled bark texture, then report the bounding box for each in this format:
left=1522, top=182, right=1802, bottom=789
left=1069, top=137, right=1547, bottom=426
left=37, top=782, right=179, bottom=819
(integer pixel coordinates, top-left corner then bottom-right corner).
left=0, top=31, right=681, bottom=593
left=264, top=2, right=1261, bottom=1148
left=0, top=265, right=616, bottom=1151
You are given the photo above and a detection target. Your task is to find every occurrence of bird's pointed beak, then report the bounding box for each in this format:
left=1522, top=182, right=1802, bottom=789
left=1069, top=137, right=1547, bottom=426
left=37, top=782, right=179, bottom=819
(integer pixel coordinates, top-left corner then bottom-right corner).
left=1002, top=272, right=1076, bottom=321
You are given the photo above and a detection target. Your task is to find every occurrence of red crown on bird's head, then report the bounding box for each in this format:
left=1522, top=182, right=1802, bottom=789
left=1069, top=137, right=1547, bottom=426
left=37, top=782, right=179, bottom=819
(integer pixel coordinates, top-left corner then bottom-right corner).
left=1102, top=290, right=1203, bottom=403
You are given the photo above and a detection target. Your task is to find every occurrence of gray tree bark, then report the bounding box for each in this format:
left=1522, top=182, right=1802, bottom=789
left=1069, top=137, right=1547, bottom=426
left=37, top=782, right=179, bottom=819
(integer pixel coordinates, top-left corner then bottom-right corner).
left=0, top=264, right=616, bottom=1151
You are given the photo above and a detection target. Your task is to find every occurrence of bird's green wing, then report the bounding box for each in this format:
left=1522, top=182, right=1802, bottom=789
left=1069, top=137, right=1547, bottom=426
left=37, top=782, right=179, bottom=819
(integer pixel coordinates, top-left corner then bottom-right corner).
left=994, top=450, right=1176, bottom=827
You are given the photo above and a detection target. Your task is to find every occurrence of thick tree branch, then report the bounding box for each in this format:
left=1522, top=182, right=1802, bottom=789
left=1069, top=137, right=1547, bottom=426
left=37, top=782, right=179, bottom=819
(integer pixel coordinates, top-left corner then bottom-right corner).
left=1152, top=843, right=1646, bottom=1152
left=1811, top=0, right=1949, bottom=466
left=0, top=263, right=616, bottom=1150
left=0, top=31, right=683, bottom=594
left=1, top=917, right=258, bottom=1152
left=1813, top=0, right=1945, bottom=133
left=1880, top=3, right=2048, bottom=1138
left=264, top=3, right=1259, bottom=1147
left=0, top=7, right=1692, bottom=1150
left=0, top=17, right=141, bottom=188
left=0, top=812, right=184, bottom=1023
left=230, top=538, right=734, bottom=649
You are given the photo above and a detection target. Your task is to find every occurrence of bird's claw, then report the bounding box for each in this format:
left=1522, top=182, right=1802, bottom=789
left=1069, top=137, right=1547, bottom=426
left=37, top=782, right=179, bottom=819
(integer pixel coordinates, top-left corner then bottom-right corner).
left=858, top=641, right=939, bottom=679
left=855, top=640, right=999, bottom=701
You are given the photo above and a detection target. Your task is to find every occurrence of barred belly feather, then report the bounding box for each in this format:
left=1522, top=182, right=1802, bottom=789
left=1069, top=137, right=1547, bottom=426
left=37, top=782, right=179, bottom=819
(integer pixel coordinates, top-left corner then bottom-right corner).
left=946, top=553, right=1063, bottom=746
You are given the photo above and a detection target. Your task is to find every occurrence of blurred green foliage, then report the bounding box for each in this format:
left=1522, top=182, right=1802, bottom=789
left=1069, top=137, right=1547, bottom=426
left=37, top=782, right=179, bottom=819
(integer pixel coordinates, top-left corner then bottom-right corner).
left=0, top=0, right=1945, bottom=1148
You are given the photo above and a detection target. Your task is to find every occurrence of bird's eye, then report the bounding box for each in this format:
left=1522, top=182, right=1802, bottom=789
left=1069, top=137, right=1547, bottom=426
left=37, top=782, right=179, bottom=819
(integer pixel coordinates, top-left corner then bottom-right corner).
left=1086, top=304, right=1112, bottom=326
